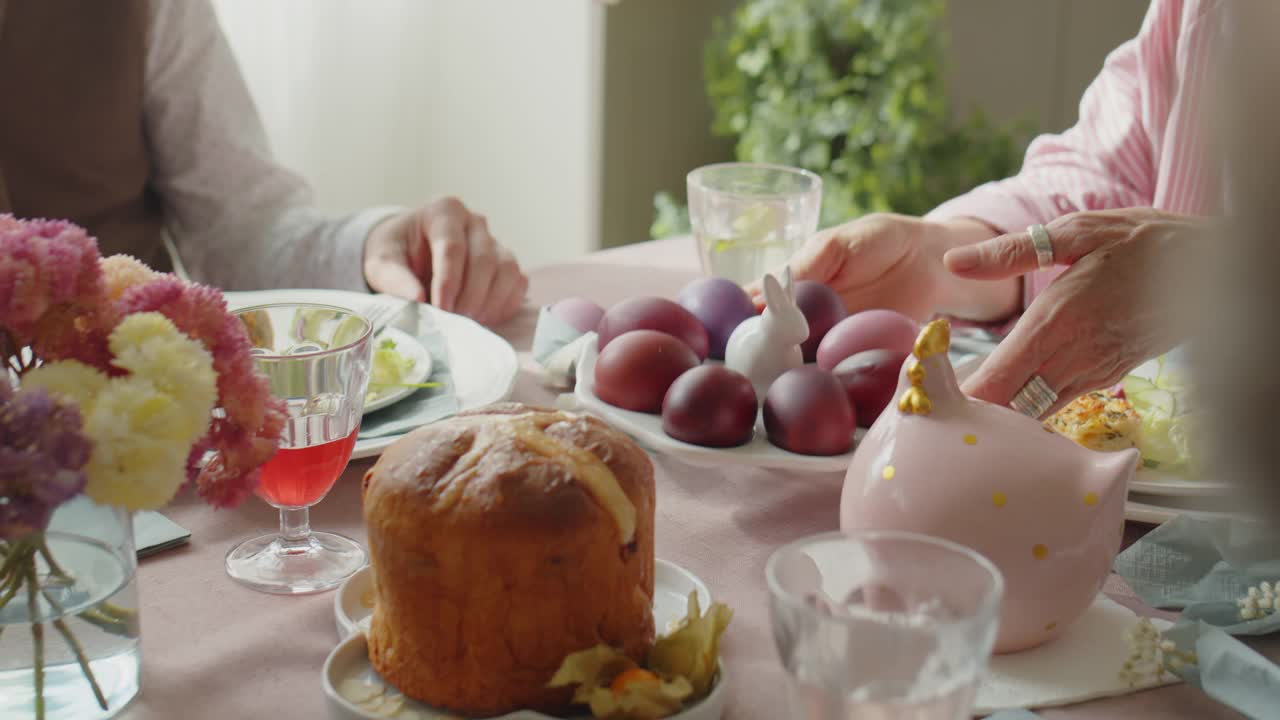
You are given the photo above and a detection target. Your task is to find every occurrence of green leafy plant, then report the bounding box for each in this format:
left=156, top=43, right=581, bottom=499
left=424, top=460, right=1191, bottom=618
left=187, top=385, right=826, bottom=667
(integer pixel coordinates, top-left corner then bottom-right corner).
left=652, top=0, right=1028, bottom=238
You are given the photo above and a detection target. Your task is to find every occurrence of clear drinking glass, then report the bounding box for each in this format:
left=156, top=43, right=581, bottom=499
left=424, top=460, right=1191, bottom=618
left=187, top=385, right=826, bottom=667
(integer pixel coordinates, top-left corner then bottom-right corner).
left=687, top=162, right=823, bottom=285
left=766, top=531, right=1004, bottom=720
left=225, top=303, right=373, bottom=595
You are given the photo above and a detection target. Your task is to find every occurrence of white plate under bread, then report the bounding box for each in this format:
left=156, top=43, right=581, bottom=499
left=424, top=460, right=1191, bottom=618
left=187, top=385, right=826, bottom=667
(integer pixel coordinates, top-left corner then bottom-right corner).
left=325, top=559, right=725, bottom=720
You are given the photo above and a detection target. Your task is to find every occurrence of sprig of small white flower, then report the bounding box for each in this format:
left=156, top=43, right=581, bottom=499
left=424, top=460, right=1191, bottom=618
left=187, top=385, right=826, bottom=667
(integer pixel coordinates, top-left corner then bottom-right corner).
left=1118, top=618, right=1197, bottom=688
left=1238, top=580, right=1279, bottom=621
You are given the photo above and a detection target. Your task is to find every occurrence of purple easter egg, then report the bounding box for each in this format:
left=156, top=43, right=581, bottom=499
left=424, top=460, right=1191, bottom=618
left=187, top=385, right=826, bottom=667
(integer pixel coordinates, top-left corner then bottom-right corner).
left=794, top=280, right=848, bottom=362
left=676, top=277, right=757, bottom=360
left=550, top=297, right=606, bottom=334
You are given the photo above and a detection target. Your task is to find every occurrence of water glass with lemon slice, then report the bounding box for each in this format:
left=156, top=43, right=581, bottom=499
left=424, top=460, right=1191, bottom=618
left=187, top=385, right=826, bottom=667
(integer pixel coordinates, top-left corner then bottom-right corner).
left=687, top=163, right=822, bottom=286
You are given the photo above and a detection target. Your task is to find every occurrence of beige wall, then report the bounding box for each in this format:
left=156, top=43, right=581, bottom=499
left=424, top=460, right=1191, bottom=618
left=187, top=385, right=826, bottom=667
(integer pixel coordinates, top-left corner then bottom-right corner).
left=599, top=0, right=737, bottom=249
left=598, top=0, right=1152, bottom=249
left=216, top=0, right=604, bottom=269
left=945, top=0, right=1150, bottom=131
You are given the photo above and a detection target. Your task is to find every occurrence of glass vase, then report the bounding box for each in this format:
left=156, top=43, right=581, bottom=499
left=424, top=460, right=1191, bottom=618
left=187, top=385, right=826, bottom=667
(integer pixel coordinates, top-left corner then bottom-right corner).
left=0, top=496, right=141, bottom=720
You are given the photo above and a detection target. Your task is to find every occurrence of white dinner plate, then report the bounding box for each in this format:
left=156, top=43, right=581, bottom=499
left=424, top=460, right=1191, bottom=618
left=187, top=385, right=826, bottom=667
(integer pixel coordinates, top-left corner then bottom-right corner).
left=224, top=289, right=518, bottom=459
left=1127, top=465, right=1229, bottom=497
left=572, top=338, right=985, bottom=475
left=362, top=327, right=433, bottom=415
left=1125, top=490, right=1248, bottom=525
left=324, top=559, right=724, bottom=720
left=1121, top=357, right=1230, bottom=497
left=1124, top=499, right=1187, bottom=525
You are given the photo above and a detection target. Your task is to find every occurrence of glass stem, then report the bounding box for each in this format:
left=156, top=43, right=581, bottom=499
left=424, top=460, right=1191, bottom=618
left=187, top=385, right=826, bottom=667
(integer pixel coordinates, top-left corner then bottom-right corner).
left=279, top=506, right=312, bottom=546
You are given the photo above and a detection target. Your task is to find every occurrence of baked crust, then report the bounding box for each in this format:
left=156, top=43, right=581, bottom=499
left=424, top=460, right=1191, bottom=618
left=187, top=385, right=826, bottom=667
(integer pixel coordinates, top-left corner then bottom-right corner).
left=362, top=403, right=656, bottom=715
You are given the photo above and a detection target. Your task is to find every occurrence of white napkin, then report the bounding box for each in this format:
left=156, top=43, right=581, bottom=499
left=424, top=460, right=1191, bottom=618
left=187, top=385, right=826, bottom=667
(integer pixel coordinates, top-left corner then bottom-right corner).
left=975, top=594, right=1177, bottom=715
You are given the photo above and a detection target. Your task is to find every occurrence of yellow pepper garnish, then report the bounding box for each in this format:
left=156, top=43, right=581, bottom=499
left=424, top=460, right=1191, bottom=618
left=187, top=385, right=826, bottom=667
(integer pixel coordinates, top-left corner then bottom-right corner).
left=549, top=592, right=732, bottom=719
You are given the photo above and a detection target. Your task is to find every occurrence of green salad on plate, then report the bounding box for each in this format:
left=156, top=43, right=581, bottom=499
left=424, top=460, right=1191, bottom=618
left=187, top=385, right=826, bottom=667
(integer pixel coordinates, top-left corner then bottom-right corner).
left=366, top=337, right=436, bottom=404
left=1123, top=356, right=1197, bottom=474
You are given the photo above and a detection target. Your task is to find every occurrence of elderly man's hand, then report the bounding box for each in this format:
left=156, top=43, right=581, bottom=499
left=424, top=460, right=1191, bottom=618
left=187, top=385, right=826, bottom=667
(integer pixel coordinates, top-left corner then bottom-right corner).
left=362, top=197, right=528, bottom=326
left=945, top=208, right=1200, bottom=416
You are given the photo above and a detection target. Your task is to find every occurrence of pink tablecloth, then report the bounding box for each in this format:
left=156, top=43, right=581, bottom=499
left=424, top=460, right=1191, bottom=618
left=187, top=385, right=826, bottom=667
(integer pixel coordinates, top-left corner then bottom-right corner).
left=123, top=238, right=1257, bottom=719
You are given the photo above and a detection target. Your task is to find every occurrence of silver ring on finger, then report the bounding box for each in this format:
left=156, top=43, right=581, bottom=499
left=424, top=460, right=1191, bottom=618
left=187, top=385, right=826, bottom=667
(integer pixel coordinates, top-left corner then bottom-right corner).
left=1011, top=374, right=1058, bottom=418
left=1027, top=224, right=1054, bottom=270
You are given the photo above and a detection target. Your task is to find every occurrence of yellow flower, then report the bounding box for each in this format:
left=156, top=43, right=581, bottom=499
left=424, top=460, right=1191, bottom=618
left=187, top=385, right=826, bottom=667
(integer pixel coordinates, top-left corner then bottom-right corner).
left=108, top=313, right=217, bottom=443
left=23, top=361, right=108, bottom=407
left=25, top=315, right=218, bottom=512
left=78, top=377, right=194, bottom=511
left=100, top=255, right=158, bottom=301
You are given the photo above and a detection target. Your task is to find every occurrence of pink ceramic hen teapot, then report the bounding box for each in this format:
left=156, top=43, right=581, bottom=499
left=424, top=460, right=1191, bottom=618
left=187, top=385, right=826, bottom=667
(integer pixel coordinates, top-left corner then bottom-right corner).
left=840, top=320, right=1138, bottom=653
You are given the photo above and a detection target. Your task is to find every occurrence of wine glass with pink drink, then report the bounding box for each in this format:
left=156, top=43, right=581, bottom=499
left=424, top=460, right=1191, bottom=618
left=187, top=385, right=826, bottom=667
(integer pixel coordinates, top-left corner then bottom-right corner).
left=225, top=303, right=373, bottom=595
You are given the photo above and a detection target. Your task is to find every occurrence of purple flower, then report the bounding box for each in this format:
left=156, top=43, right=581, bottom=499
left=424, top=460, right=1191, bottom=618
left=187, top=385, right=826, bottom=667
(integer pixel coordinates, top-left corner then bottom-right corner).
left=0, top=384, right=92, bottom=540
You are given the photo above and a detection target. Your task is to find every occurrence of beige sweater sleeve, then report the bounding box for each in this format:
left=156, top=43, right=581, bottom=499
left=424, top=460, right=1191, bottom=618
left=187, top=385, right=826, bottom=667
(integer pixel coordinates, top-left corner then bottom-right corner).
left=142, top=0, right=402, bottom=292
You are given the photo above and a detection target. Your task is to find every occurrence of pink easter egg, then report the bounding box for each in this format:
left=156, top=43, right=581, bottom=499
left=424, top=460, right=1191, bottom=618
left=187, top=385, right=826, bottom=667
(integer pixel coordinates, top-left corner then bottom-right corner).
left=816, top=310, right=918, bottom=370
left=550, top=297, right=606, bottom=334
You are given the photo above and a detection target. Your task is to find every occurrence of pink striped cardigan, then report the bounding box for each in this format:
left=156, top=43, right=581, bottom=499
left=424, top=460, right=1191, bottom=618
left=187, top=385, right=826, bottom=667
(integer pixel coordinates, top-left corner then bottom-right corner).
left=927, top=0, right=1219, bottom=309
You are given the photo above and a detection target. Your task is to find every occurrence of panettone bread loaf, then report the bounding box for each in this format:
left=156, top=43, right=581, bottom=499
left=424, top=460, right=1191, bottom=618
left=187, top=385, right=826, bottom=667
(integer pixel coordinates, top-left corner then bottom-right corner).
left=362, top=403, right=656, bottom=715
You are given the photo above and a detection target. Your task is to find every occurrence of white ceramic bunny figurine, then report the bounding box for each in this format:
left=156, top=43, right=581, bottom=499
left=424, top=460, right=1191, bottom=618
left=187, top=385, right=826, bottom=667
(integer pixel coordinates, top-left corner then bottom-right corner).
left=724, top=266, right=808, bottom=399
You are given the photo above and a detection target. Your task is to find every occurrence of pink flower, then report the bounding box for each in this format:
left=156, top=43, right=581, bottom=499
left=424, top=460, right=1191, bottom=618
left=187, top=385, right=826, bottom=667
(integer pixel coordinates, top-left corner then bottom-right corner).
left=117, top=277, right=285, bottom=507
left=1, top=214, right=283, bottom=511
left=0, top=215, right=108, bottom=365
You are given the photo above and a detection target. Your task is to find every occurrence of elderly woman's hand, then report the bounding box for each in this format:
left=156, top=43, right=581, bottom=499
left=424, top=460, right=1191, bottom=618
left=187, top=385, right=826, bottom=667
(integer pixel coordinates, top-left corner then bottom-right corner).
left=363, top=196, right=528, bottom=327
left=944, top=208, right=1200, bottom=417
left=750, top=213, right=1021, bottom=323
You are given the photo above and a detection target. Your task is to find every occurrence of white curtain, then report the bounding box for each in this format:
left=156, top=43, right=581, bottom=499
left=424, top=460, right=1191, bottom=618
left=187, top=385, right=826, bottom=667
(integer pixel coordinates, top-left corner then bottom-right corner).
left=212, top=0, right=604, bottom=267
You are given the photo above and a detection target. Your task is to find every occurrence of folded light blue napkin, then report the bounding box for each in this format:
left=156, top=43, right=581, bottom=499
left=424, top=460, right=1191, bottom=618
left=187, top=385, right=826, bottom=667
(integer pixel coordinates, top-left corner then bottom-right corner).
left=1114, top=514, right=1280, bottom=717
left=532, top=305, right=599, bottom=390
left=532, top=305, right=586, bottom=365
left=1114, top=515, right=1280, bottom=611
left=1162, top=621, right=1280, bottom=719
left=358, top=315, right=459, bottom=439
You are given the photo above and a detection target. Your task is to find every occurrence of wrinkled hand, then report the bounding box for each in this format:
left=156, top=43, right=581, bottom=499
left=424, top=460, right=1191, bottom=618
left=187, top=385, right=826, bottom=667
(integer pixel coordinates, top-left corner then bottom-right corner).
left=362, top=197, right=528, bottom=326
left=945, top=208, right=1199, bottom=416
left=747, top=213, right=1018, bottom=323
